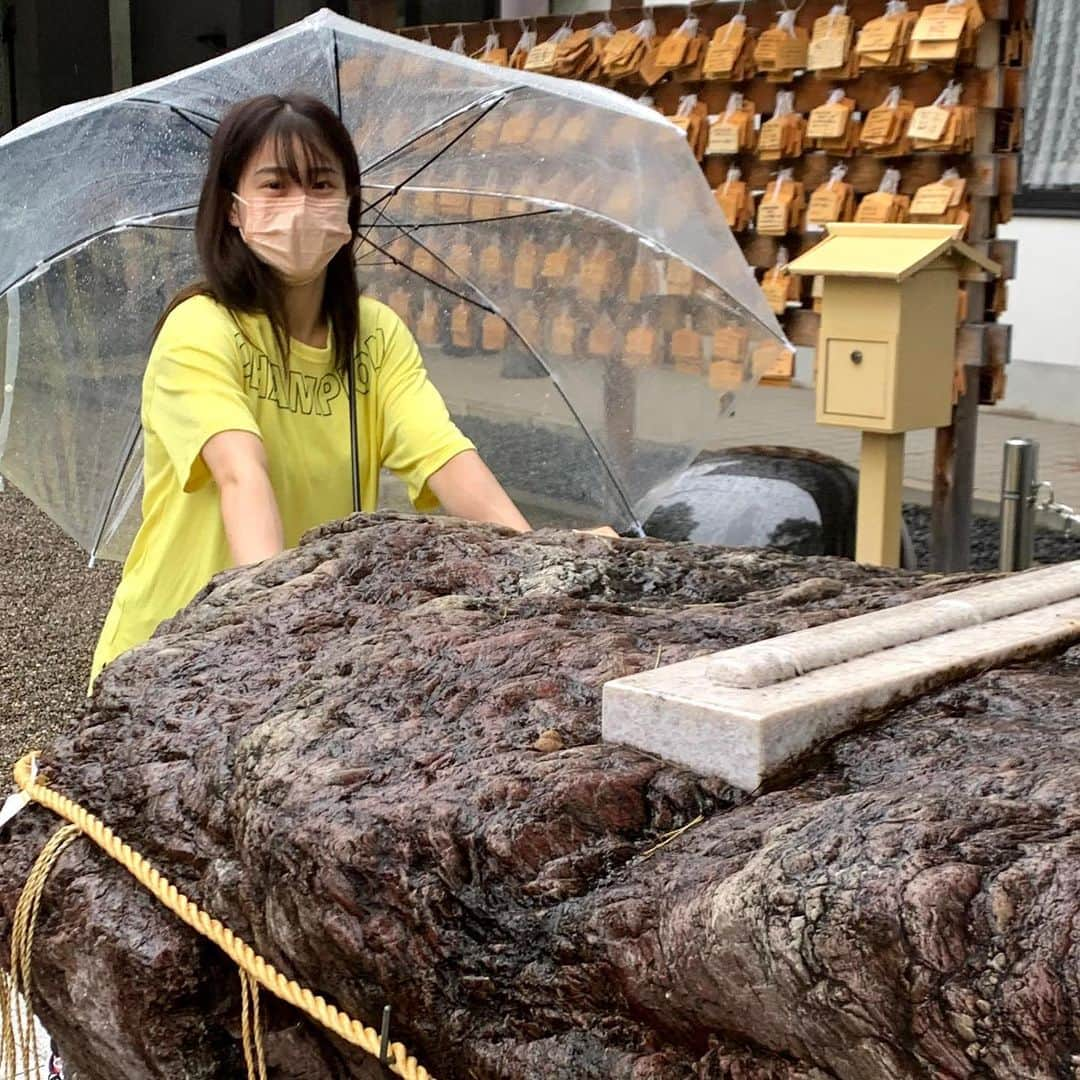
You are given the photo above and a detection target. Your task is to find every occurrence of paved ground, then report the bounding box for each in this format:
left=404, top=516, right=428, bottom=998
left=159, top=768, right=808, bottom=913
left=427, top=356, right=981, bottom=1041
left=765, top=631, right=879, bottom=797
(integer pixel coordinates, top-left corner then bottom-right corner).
left=425, top=350, right=1080, bottom=523
left=710, top=382, right=1080, bottom=520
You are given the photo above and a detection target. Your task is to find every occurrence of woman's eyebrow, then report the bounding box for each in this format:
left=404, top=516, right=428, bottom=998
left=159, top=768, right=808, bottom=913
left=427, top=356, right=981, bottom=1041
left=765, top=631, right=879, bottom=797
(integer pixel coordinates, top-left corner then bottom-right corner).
left=253, top=163, right=341, bottom=176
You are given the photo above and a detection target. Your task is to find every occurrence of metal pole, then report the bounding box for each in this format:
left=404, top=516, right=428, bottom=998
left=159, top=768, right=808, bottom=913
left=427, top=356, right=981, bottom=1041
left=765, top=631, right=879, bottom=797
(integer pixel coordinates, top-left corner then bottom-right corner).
left=999, top=437, right=1038, bottom=572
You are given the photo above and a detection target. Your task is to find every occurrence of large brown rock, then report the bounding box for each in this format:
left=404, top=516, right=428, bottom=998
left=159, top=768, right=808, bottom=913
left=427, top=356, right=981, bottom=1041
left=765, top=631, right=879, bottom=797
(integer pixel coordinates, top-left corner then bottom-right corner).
left=1, top=514, right=1078, bottom=1079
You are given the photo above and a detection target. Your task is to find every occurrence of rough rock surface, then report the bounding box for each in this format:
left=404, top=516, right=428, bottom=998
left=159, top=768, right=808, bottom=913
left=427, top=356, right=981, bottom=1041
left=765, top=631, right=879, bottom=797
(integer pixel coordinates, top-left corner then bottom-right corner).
left=0, top=514, right=1077, bottom=1080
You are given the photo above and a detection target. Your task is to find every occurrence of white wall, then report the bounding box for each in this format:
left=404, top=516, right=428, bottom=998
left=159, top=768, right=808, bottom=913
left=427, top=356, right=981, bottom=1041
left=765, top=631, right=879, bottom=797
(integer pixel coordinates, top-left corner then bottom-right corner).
left=999, top=216, right=1080, bottom=369
left=993, top=216, right=1080, bottom=424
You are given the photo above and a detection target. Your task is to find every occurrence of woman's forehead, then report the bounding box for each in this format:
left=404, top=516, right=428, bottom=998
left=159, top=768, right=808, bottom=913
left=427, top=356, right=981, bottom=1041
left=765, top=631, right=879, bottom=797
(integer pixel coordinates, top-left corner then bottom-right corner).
left=247, top=133, right=343, bottom=174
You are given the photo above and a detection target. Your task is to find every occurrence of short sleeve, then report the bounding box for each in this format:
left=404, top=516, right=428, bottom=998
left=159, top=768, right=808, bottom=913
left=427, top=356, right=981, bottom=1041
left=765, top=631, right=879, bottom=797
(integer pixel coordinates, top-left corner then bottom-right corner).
left=144, top=298, right=263, bottom=493
left=372, top=305, right=475, bottom=512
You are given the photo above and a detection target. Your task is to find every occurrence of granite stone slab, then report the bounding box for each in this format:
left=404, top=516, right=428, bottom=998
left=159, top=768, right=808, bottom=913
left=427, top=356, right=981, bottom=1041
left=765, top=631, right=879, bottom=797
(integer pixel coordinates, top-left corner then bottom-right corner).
left=603, top=595, right=1080, bottom=791
left=707, top=561, right=1080, bottom=689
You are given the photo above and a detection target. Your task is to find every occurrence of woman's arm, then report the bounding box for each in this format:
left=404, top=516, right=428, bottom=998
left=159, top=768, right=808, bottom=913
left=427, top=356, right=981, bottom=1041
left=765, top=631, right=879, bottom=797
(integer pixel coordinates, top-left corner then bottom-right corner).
left=201, top=431, right=285, bottom=565
left=426, top=450, right=532, bottom=533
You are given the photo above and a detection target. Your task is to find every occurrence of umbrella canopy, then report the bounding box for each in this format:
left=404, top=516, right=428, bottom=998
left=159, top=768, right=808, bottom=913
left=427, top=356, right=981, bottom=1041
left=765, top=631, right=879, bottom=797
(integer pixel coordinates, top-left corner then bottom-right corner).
left=0, top=9, right=784, bottom=561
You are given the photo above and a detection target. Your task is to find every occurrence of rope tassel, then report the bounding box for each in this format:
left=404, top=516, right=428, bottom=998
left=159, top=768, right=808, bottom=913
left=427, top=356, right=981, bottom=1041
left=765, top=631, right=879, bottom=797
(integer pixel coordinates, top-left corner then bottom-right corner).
left=2, top=822, right=81, bottom=1080
left=6, top=753, right=434, bottom=1080
left=240, top=970, right=268, bottom=1080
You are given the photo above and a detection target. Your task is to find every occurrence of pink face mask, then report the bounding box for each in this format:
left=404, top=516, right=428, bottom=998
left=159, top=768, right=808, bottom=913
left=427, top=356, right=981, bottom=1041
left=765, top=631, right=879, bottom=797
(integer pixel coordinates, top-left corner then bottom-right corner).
left=233, top=193, right=352, bottom=285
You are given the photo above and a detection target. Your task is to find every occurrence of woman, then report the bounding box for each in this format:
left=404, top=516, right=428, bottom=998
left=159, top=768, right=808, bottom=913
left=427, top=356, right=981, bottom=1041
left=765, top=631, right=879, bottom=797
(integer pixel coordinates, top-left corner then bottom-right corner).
left=89, top=93, right=531, bottom=686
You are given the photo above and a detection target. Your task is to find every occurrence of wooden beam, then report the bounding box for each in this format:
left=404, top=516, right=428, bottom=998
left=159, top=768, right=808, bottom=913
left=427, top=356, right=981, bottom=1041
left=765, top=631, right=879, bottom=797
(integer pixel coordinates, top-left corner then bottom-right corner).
left=108, top=0, right=133, bottom=91
left=956, top=324, right=987, bottom=367
left=348, top=0, right=397, bottom=29
left=0, top=0, right=12, bottom=135
left=783, top=308, right=820, bottom=349
left=998, top=153, right=1020, bottom=196
left=986, top=322, right=1012, bottom=369
left=739, top=232, right=821, bottom=271
left=987, top=238, right=1017, bottom=279
left=1003, top=67, right=1027, bottom=110
left=961, top=240, right=1015, bottom=282
left=702, top=150, right=1007, bottom=200
left=654, top=67, right=1007, bottom=116
left=975, top=20, right=1004, bottom=69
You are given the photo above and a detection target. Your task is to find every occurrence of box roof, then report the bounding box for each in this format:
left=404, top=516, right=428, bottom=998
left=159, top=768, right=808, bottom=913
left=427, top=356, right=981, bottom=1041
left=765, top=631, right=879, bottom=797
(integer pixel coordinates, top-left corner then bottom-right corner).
left=787, top=223, right=1001, bottom=282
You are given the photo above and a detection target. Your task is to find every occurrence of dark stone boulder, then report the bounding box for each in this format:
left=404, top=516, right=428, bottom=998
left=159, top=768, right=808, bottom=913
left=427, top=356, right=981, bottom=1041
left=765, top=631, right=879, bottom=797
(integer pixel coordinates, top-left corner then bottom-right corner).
left=1, top=514, right=1078, bottom=1079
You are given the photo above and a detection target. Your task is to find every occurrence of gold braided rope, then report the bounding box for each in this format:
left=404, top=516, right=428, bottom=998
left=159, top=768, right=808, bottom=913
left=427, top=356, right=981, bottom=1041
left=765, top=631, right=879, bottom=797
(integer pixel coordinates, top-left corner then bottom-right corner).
left=11, top=754, right=434, bottom=1080
left=240, top=970, right=268, bottom=1080
left=1, top=822, right=82, bottom=1080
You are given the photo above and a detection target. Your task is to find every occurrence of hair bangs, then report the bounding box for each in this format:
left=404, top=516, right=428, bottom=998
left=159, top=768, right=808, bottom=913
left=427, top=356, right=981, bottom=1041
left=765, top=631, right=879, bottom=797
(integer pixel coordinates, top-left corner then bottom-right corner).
left=267, top=110, right=337, bottom=187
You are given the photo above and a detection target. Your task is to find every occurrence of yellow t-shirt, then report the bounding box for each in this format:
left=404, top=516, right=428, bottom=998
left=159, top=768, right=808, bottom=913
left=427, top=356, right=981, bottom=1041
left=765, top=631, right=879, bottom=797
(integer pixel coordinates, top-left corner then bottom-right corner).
left=89, top=293, right=474, bottom=685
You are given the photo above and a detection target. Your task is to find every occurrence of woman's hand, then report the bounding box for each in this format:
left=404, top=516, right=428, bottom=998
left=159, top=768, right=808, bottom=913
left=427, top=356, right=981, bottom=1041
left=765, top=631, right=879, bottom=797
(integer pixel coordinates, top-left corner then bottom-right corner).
left=426, top=450, right=532, bottom=532
left=202, top=431, right=285, bottom=565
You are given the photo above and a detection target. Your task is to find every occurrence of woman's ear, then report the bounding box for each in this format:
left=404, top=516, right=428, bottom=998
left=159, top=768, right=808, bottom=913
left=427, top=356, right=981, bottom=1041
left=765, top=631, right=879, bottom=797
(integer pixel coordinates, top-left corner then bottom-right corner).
left=227, top=195, right=241, bottom=230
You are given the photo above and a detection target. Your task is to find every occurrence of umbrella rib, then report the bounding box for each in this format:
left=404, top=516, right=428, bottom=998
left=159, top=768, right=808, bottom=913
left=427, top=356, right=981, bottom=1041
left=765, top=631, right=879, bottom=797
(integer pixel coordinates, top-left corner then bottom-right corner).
left=128, top=98, right=221, bottom=126
left=363, top=209, right=644, bottom=535
left=128, top=97, right=219, bottom=138
left=332, top=31, right=343, bottom=120
left=88, top=416, right=143, bottom=568
left=361, top=87, right=517, bottom=176
left=0, top=203, right=199, bottom=297
left=358, top=93, right=510, bottom=247
left=364, top=207, right=558, bottom=230
left=361, top=234, right=496, bottom=314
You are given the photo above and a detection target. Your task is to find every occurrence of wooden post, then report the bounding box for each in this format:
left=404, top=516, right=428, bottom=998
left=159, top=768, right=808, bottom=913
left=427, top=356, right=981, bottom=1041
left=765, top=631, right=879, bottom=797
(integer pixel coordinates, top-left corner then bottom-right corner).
left=108, top=0, right=133, bottom=91
left=274, top=0, right=327, bottom=29
left=603, top=356, right=637, bottom=480
left=0, top=0, right=12, bottom=135
left=347, top=0, right=397, bottom=29
left=856, top=431, right=905, bottom=567
left=928, top=15, right=1003, bottom=572
left=931, top=361, right=981, bottom=571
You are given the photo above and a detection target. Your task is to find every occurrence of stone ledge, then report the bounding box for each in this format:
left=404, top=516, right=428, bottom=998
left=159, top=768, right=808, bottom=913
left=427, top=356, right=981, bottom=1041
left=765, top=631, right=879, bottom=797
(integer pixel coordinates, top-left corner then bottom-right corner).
left=602, top=595, right=1080, bottom=792
left=708, top=562, right=1080, bottom=688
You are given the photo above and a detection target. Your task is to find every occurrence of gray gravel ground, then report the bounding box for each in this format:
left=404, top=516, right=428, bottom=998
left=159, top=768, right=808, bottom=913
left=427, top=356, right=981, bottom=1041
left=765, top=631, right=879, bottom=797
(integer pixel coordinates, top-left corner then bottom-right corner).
left=0, top=485, right=119, bottom=777
left=903, top=503, right=1080, bottom=571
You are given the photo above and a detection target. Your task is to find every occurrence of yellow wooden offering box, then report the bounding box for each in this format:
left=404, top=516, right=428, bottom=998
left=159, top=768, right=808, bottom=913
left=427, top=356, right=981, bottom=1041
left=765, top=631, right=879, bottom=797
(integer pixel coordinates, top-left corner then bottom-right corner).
left=788, top=223, right=999, bottom=435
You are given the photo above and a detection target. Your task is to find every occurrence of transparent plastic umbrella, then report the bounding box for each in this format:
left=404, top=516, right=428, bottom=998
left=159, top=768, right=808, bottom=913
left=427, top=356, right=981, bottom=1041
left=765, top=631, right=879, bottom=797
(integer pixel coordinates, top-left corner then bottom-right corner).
left=0, top=8, right=785, bottom=563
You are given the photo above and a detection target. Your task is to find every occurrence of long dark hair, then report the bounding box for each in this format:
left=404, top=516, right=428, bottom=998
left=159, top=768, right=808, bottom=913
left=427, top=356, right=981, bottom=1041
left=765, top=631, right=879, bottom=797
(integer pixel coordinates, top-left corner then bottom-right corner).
left=155, top=93, right=361, bottom=373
